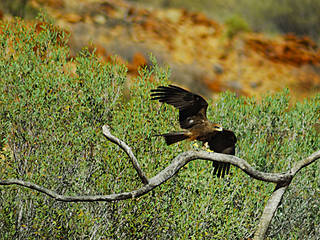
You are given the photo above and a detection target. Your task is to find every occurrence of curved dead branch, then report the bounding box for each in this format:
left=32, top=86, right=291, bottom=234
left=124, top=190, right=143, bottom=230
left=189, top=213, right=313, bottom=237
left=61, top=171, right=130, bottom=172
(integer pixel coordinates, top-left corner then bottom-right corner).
left=102, top=125, right=149, bottom=184
left=1, top=149, right=319, bottom=202
left=0, top=125, right=319, bottom=239
left=254, top=184, right=289, bottom=240
left=253, top=149, right=320, bottom=240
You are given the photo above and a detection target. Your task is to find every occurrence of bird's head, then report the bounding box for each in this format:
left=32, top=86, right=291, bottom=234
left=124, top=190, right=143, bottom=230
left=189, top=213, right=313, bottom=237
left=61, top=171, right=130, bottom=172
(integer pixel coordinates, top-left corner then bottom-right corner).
left=212, top=123, right=223, bottom=132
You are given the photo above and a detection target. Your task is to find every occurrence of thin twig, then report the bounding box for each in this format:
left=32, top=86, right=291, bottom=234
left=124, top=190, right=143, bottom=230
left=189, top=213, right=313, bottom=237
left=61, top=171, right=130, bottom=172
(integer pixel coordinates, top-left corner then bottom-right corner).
left=102, top=125, right=149, bottom=184
left=290, top=150, right=320, bottom=175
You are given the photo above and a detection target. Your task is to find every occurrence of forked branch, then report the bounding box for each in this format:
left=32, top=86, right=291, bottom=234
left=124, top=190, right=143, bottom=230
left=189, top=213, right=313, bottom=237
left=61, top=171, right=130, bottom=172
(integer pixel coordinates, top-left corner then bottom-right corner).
left=253, top=149, right=320, bottom=240
left=0, top=125, right=319, bottom=240
left=102, top=125, right=149, bottom=184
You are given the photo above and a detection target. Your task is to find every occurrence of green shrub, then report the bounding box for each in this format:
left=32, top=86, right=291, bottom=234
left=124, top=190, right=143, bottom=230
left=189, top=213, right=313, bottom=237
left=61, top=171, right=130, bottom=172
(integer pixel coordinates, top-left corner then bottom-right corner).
left=129, top=0, right=320, bottom=39
left=0, top=0, right=39, bottom=18
left=0, top=17, right=319, bottom=239
left=265, top=0, right=320, bottom=38
left=224, top=15, right=251, bottom=39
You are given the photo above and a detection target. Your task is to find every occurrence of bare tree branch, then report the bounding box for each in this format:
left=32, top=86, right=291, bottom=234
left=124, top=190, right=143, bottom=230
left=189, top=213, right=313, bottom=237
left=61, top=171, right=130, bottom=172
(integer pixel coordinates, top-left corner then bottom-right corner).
left=102, top=125, right=149, bottom=184
left=1, top=124, right=319, bottom=239
left=253, top=184, right=289, bottom=240
left=290, top=150, right=320, bottom=175
left=253, top=149, right=320, bottom=240
left=1, top=150, right=319, bottom=202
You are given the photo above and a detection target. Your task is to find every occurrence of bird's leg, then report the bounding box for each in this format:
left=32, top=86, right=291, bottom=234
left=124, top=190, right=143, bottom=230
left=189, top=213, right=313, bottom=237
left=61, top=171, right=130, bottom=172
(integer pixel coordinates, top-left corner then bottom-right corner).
left=202, top=141, right=213, bottom=152
left=192, top=142, right=201, bottom=149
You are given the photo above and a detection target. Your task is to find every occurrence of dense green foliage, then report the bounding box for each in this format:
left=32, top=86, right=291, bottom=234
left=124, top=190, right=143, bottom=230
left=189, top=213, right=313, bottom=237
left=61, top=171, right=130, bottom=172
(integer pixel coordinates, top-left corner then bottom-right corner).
left=0, top=18, right=319, bottom=239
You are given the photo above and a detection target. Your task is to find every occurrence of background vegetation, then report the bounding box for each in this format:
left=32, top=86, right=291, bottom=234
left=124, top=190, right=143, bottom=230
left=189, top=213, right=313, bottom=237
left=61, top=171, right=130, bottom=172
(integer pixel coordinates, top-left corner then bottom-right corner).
left=0, top=17, right=319, bottom=239
left=130, top=0, right=320, bottom=40
left=2, top=0, right=320, bottom=40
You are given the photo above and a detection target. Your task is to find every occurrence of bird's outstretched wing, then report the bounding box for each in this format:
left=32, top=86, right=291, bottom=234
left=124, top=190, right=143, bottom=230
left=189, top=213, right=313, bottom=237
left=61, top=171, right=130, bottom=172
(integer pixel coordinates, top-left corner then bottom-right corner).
left=207, top=129, right=237, bottom=178
left=151, top=85, right=208, bottom=129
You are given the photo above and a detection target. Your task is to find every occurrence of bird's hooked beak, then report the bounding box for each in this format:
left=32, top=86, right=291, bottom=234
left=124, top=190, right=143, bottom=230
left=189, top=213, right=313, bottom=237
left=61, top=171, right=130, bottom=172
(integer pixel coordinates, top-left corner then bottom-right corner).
left=213, top=124, right=223, bottom=132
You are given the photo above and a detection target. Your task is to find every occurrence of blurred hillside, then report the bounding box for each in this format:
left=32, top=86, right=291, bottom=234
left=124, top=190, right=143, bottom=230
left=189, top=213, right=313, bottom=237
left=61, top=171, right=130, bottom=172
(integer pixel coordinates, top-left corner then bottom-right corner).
left=1, top=0, right=320, bottom=101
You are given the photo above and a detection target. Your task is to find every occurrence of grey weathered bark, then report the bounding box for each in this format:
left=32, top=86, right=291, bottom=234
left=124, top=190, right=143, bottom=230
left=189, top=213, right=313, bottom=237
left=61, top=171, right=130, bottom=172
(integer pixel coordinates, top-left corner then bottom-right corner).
left=0, top=125, right=319, bottom=239
left=102, top=125, right=149, bottom=184
left=253, top=149, right=320, bottom=240
left=254, top=184, right=288, bottom=240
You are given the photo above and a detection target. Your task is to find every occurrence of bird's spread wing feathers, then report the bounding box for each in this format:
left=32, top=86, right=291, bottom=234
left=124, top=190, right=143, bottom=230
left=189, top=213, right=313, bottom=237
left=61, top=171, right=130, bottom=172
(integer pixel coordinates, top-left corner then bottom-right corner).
left=151, top=85, right=237, bottom=178
left=151, top=85, right=208, bottom=129
left=208, top=129, right=237, bottom=178
left=207, top=130, right=237, bottom=153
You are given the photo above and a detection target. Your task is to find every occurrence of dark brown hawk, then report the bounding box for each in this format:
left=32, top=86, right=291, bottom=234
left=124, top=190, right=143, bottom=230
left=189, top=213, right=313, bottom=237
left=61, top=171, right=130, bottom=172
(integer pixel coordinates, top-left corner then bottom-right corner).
left=151, top=85, right=237, bottom=178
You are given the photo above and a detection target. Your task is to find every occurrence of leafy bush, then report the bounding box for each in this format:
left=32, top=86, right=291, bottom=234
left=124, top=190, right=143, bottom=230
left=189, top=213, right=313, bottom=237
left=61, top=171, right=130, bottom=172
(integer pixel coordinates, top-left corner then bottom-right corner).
left=0, top=0, right=39, bottom=18
left=129, top=0, right=320, bottom=39
left=265, top=0, right=320, bottom=38
left=224, top=15, right=251, bottom=39
left=0, top=17, right=319, bottom=239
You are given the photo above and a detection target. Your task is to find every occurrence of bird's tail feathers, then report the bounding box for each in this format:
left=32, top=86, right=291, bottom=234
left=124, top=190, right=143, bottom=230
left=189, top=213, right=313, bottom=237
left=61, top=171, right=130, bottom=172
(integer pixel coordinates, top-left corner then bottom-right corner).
left=155, top=132, right=189, bottom=145
left=212, top=161, right=230, bottom=178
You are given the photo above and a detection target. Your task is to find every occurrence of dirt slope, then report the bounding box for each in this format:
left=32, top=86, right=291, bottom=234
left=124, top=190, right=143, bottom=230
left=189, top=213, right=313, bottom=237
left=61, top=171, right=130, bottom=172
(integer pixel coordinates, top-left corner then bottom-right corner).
left=3, top=0, right=320, bottom=101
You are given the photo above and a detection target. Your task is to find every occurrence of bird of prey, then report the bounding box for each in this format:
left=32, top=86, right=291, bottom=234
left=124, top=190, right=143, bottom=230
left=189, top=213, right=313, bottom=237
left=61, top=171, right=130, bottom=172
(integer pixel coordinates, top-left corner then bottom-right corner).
left=151, top=85, right=237, bottom=178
